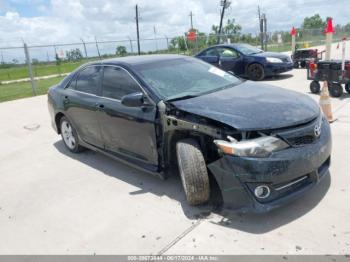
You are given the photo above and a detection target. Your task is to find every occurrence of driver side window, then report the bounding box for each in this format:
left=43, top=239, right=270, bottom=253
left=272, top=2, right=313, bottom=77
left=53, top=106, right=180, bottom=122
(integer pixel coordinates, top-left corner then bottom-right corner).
left=217, top=47, right=239, bottom=58
left=102, top=66, right=141, bottom=100
left=201, top=48, right=218, bottom=56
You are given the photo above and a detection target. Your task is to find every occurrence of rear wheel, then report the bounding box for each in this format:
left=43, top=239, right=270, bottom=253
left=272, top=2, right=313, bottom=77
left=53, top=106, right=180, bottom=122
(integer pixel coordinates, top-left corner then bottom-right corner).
left=60, top=117, right=84, bottom=153
left=293, top=62, right=299, bottom=68
left=247, top=63, right=265, bottom=81
left=329, top=83, right=343, bottom=98
left=310, top=81, right=320, bottom=94
left=176, top=138, right=210, bottom=206
left=300, top=61, right=307, bottom=68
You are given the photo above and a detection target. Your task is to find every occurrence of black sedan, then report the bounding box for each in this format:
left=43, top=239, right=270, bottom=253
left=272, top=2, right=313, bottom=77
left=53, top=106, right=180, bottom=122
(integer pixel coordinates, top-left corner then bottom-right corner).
left=195, top=43, right=293, bottom=81
left=48, top=55, right=331, bottom=212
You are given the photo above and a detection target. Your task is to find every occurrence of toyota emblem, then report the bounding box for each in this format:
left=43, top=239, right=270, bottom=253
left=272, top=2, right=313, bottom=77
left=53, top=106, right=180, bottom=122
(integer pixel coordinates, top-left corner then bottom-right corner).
left=314, top=124, right=321, bottom=138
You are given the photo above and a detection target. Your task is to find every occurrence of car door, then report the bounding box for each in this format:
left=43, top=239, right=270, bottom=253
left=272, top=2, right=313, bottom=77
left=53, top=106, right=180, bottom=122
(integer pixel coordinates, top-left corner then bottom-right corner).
left=196, top=47, right=220, bottom=66
left=63, top=66, right=104, bottom=148
left=98, top=65, right=158, bottom=166
left=217, top=47, right=244, bottom=75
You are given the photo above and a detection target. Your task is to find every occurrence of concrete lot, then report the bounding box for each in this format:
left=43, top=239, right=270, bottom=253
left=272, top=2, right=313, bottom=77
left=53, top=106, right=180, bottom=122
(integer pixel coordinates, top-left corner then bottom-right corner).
left=0, top=69, right=350, bottom=255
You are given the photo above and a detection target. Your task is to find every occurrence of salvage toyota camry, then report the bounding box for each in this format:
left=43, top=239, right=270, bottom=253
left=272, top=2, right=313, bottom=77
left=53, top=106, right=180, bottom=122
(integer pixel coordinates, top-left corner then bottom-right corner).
left=48, top=55, right=331, bottom=212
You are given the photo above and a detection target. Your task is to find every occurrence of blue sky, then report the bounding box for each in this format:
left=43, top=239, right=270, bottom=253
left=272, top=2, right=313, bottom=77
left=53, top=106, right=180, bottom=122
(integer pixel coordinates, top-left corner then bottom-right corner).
left=0, top=0, right=48, bottom=17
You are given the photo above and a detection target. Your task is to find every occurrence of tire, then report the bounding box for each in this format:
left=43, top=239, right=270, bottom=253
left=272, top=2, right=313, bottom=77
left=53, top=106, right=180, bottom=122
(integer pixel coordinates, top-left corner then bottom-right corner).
left=293, top=62, right=299, bottom=68
left=329, top=83, right=343, bottom=98
left=176, top=138, right=210, bottom=206
left=345, top=82, right=350, bottom=94
left=310, top=81, right=321, bottom=94
left=60, top=116, right=84, bottom=153
left=247, top=63, right=265, bottom=81
left=300, top=61, right=307, bottom=68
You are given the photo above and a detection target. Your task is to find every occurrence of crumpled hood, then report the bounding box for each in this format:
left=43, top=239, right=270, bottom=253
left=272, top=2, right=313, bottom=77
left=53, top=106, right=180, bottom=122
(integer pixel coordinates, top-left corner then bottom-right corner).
left=171, top=81, right=320, bottom=131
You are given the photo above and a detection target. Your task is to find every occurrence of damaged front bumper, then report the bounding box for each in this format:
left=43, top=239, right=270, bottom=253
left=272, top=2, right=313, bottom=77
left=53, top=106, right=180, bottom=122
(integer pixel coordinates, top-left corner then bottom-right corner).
left=208, top=118, right=332, bottom=213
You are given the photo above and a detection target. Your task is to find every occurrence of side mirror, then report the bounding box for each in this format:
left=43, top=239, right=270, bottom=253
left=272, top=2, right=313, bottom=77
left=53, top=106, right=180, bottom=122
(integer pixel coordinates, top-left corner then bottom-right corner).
left=121, top=92, right=144, bottom=107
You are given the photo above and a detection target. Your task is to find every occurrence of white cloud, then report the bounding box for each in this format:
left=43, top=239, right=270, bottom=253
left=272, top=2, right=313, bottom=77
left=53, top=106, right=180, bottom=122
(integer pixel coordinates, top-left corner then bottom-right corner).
left=0, top=0, right=349, bottom=48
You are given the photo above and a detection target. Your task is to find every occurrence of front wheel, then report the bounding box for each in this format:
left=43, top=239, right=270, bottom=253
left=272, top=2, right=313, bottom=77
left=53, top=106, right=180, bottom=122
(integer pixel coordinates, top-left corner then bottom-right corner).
left=310, top=81, right=320, bottom=94
left=247, top=63, right=265, bottom=81
left=329, top=83, right=343, bottom=98
left=176, top=139, right=210, bottom=206
left=60, top=116, right=84, bottom=153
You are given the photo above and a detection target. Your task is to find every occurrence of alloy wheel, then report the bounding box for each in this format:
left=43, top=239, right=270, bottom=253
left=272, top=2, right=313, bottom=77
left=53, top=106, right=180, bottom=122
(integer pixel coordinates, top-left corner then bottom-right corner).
left=61, top=120, right=76, bottom=150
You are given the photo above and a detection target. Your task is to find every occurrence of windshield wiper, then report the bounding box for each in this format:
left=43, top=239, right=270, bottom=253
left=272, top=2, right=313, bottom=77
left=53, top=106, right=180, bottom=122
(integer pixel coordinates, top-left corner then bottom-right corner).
left=165, top=95, right=198, bottom=102
left=249, top=51, right=263, bottom=55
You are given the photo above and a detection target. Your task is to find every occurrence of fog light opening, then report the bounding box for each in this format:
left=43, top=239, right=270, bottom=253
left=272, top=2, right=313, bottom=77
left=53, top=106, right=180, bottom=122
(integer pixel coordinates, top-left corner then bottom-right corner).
left=254, top=185, right=271, bottom=199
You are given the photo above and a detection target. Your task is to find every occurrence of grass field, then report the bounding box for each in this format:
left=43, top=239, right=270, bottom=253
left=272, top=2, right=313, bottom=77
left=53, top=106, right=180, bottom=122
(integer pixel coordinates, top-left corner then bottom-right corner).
left=0, top=61, right=85, bottom=81
left=0, top=76, right=65, bottom=103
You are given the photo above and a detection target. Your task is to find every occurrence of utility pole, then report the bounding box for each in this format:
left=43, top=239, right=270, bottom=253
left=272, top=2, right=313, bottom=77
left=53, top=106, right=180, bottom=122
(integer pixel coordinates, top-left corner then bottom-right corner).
left=189, top=11, right=194, bottom=29
left=217, top=0, right=231, bottom=44
left=80, top=38, right=88, bottom=58
left=1, top=51, right=4, bottom=64
left=46, top=51, right=50, bottom=62
left=263, top=15, right=267, bottom=51
left=94, top=36, right=101, bottom=59
left=258, top=6, right=267, bottom=51
left=135, top=4, right=141, bottom=55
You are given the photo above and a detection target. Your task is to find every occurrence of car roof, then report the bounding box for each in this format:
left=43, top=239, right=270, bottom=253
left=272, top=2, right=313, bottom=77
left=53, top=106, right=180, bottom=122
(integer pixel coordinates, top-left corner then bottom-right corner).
left=209, top=43, right=253, bottom=49
left=86, top=54, right=189, bottom=67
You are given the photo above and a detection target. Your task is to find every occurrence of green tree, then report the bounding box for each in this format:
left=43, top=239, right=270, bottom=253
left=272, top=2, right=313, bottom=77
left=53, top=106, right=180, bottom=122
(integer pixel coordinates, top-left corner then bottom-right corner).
left=344, top=22, right=350, bottom=33
left=302, top=14, right=326, bottom=29
left=66, top=48, right=83, bottom=62
left=55, top=53, right=61, bottom=65
left=223, top=19, right=242, bottom=35
left=169, top=36, right=187, bottom=51
left=116, top=45, right=127, bottom=56
left=209, top=19, right=242, bottom=44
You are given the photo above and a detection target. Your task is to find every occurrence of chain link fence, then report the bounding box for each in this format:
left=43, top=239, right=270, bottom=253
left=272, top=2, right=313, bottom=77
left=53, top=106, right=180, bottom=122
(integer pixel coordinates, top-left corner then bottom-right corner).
left=1, top=29, right=349, bottom=102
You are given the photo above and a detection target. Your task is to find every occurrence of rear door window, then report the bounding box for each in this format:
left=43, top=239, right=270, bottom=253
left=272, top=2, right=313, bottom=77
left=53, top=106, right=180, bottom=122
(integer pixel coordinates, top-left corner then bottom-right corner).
left=75, top=66, right=101, bottom=95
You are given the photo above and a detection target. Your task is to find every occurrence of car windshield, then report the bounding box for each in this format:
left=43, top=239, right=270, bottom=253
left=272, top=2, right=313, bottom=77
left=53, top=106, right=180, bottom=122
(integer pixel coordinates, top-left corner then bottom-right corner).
left=134, top=57, right=241, bottom=100
left=234, top=44, right=263, bottom=55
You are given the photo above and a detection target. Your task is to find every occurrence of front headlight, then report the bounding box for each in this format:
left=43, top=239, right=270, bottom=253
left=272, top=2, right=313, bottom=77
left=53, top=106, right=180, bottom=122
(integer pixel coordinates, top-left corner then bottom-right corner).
left=214, top=136, right=289, bottom=158
left=266, top=57, right=283, bottom=63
